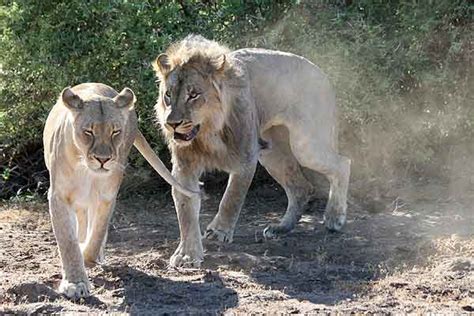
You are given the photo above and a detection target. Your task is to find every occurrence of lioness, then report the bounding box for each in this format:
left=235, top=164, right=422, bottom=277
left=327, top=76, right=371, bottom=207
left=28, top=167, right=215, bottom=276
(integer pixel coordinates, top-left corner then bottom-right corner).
left=43, top=83, right=196, bottom=298
left=153, top=35, right=351, bottom=267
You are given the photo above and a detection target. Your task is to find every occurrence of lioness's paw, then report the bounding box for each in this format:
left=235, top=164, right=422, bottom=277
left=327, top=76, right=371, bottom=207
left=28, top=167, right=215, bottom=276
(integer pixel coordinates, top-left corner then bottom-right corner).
left=204, top=227, right=234, bottom=243
left=83, top=258, right=99, bottom=268
left=170, top=253, right=203, bottom=268
left=169, top=243, right=204, bottom=268
left=58, top=279, right=90, bottom=299
left=324, top=210, right=346, bottom=232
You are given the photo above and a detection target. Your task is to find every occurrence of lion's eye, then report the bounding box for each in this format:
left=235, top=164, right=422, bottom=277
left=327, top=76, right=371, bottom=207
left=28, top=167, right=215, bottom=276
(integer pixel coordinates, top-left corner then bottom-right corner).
left=189, top=92, right=200, bottom=100
left=164, top=90, right=171, bottom=106
left=84, top=130, right=93, bottom=136
left=112, top=130, right=121, bottom=136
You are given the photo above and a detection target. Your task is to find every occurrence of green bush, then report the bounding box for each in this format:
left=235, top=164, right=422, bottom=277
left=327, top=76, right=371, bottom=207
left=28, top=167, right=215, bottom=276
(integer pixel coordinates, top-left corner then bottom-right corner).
left=0, top=0, right=294, bottom=198
left=243, top=0, right=473, bottom=198
left=1, top=0, right=472, bottom=200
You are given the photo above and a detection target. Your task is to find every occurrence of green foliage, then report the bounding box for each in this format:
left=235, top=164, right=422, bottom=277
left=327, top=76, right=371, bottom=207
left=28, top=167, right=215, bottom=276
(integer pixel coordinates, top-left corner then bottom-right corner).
left=0, top=0, right=294, bottom=197
left=244, top=0, right=473, bottom=196
left=0, top=0, right=472, bottom=199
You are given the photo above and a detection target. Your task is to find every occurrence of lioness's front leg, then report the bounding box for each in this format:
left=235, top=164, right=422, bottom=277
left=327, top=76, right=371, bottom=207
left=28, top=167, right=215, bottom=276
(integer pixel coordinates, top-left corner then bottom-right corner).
left=205, top=163, right=257, bottom=243
left=49, top=191, right=90, bottom=299
left=170, top=165, right=203, bottom=268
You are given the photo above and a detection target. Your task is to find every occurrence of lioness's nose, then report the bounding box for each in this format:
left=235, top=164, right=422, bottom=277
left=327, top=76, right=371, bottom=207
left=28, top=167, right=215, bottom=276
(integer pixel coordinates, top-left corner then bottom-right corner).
left=94, top=156, right=111, bottom=165
left=167, top=120, right=183, bottom=130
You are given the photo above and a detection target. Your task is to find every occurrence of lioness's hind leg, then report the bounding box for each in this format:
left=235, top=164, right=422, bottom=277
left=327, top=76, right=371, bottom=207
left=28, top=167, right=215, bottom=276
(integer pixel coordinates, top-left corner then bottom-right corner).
left=288, top=128, right=351, bottom=232
left=260, top=126, right=316, bottom=238
left=81, top=199, right=115, bottom=267
left=76, top=207, right=88, bottom=244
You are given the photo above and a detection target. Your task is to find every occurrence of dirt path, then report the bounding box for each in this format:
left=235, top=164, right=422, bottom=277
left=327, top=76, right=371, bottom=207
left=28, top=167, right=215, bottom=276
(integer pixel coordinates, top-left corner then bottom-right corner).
left=1, top=183, right=473, bottom=314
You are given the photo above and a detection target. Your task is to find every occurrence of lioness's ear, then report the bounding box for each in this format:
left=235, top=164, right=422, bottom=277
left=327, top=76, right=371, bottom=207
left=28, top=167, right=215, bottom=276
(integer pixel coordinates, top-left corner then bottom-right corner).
left=114, top=87, right=136, bottom=110
left=153, top=54, right=170, bottom=75
left=210, top=54, right=227, bottom=73
left=61, top=87, right=83, bottom=110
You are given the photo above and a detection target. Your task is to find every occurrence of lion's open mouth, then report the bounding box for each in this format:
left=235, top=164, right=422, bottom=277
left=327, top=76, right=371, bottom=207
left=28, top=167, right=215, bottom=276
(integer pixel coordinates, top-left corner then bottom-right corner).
left=174, top=125, right=200, bottom=142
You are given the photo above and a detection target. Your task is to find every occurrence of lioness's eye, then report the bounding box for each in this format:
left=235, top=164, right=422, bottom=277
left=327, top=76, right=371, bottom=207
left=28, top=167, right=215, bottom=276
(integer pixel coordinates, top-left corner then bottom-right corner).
left=165, top=90, right=171, bottom=98
left=84, top=130, right=93, bottom=136
left=112, top=130, right=121, bottom=136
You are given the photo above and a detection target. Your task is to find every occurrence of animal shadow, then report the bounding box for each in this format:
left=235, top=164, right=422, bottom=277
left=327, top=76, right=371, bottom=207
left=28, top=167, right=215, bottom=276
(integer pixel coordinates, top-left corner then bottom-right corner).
left=93, top=264, right=238, bottom=314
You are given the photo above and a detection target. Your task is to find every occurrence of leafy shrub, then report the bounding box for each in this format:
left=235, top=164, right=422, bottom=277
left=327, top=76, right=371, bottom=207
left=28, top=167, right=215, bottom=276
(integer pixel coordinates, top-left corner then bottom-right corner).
left=0, top=0, right=294, bottom=198
left=243, top=0, right=473, bottom=198
left=1, top=0, right=472, bottom=200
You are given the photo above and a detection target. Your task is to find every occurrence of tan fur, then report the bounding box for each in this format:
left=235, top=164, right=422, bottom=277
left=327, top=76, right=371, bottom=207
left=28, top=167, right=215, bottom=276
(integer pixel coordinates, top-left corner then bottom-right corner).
left=153, top=35, right=351, bottom=268
left=43, top=83, right=196, bottom=299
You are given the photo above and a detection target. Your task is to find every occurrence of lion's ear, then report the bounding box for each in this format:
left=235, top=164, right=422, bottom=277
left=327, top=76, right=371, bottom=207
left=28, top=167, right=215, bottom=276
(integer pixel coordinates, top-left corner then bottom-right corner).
left=61, top=87, right=83, bottom=110
left=114, top=87, right=136, bottom=111
left=210, top=54, right=227, bottom=74
left=153, top=54, right=171, bottom=75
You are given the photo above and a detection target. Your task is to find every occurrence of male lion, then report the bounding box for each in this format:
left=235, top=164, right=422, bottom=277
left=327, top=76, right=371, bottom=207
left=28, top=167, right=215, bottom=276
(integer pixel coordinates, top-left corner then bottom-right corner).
left=43, top=83, right=196, bottom=298
left=153, top=35, right=351, bottom=267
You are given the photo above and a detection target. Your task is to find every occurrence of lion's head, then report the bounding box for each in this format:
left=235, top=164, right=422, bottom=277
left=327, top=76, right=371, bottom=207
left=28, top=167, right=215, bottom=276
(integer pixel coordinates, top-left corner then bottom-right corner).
left=153, top=35, right=232, bottom=147
left=61, top=86, right=136, bottom=173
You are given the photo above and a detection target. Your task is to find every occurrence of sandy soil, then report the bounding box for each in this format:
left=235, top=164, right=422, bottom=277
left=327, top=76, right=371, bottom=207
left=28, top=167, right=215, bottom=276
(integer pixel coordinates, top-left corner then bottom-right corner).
left=0, top=181, right=473, bottom=314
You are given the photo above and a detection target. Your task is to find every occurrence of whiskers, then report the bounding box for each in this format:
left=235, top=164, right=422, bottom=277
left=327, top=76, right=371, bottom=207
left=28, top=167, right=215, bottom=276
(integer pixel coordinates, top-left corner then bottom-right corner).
left=77, top=155, right=91, bottom=174
left=109, top=161, right=127, bottom=173
left=76, top=154, right=126, bottom=175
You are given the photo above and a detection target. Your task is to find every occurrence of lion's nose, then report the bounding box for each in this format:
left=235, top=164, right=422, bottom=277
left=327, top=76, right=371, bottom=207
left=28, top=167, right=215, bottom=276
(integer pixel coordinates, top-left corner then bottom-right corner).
left=167, top=120, right=183, bottom=130
left=94, top=156, right=111, bottom=166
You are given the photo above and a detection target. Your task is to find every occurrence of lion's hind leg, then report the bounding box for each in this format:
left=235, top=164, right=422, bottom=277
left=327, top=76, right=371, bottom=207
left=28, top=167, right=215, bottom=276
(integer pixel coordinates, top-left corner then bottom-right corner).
left=260, top=126, right=316, bottom=238
left=288, top=125, right=351, bottom=232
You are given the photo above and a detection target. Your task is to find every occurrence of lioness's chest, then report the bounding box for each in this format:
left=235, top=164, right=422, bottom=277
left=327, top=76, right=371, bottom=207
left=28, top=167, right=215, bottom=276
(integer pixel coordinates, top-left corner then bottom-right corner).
left=58, top=170, right=116, bottom=209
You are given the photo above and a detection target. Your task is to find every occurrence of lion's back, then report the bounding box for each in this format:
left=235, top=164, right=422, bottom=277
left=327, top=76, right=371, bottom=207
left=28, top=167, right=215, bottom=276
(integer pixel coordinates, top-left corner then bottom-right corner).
left=229, top=48, right=336, bottom=128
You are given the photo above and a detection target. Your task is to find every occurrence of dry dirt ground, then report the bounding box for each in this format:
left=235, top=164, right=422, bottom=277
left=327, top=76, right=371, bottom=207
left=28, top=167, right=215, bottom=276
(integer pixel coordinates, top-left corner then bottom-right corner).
left=0, top=181, right=473, bottom=314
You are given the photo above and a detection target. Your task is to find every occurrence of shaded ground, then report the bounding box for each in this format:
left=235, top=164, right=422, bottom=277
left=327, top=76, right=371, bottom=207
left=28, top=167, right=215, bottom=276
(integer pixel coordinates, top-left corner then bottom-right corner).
left=0, top=182, right=473, bottom=314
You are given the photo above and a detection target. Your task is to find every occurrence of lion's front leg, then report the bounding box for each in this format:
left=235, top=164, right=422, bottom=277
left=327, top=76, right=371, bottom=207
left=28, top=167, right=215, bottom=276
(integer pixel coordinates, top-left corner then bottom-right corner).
left=205, top=163, right=257, bottom=243
left=170, top=166, right=203, bottom=268
left=48, top=191, right=90, bottom=299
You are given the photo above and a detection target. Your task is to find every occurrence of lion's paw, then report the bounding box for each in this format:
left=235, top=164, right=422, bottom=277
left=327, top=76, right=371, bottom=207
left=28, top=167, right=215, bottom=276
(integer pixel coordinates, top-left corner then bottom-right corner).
left=205, top=219, right=235, bottom=243
left=204, top=226, right=234, bottom=243
left=58, top=279, right=90, bottom=299
left=169, top=243, right=203, bottom=268
left=262, top=224, right=292, bottom=239
left=324, top=209, right=346, bottom=232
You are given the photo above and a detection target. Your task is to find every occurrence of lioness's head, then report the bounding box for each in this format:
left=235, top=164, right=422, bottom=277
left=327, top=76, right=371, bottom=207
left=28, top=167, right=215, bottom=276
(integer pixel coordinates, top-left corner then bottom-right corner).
left=153, top=35, right=231, bottom=146
left=61, top=87, right=136, bottom=173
